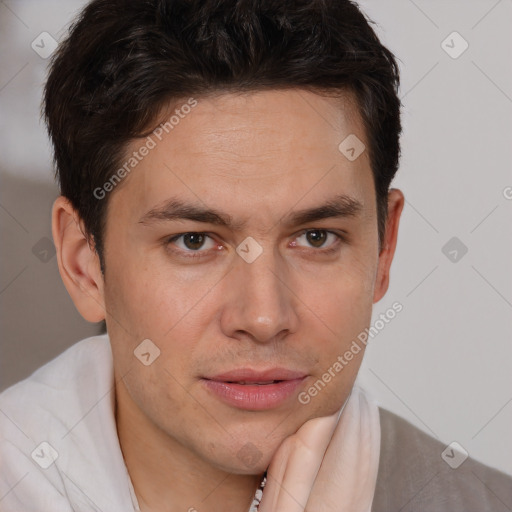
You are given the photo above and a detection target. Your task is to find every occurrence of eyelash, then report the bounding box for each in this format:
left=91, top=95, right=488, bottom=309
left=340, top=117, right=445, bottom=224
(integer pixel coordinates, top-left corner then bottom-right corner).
left=164, top=229, right=346, bottom=259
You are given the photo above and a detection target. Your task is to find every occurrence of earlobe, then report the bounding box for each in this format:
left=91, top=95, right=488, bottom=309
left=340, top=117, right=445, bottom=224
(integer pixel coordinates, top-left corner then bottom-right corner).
left=372, top=188, right=405, bottom=304
left=51, top=196, right=106, bottom=323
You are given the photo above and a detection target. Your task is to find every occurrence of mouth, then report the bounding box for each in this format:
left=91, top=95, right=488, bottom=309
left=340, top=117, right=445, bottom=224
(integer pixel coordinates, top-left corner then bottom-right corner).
left=201, top=368, right=307, bottom=411
left=205, top=367, right=307, bottom=382
left=225, top=380, right=282, bottom=385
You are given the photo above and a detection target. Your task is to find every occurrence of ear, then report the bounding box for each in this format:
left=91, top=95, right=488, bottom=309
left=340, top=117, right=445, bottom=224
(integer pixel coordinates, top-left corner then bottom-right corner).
left=51, top=196, right=106, bottom=322
left=373, top=188, right=405, bottom=304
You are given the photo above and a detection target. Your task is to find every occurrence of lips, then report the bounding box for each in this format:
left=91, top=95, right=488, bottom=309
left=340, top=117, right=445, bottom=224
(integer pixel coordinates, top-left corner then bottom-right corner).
left=201, top=368, right=308, bottom=410
left=205, top=368, right=307, bottom=383
left=233, top=381, right=279, bottom=385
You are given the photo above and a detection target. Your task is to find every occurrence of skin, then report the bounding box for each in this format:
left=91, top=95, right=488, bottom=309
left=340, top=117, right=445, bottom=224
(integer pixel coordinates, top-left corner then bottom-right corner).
left=52, top=88, right=404, bottom=512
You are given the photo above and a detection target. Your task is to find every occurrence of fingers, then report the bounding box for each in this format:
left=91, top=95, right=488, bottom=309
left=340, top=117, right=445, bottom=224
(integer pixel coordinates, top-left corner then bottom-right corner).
left=304, top=386, right=381, bottom=512
left=258, top=408, right=343, bottom=512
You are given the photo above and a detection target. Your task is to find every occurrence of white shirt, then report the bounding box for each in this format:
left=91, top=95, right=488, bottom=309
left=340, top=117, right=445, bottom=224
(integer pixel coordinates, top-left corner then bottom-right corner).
left=0, top=334, right=140, bottom=511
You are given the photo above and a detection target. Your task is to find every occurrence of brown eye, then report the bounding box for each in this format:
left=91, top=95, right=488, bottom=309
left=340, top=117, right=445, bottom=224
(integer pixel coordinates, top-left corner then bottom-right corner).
left=305, top=229, right=327, bottom=248
left=182, top=233, right=207, bottom=250
left=292, top=229, right=345, bottom=253
left=166, top=232, right=218, bottom=256
left=296, top=229, right=331, bottom=249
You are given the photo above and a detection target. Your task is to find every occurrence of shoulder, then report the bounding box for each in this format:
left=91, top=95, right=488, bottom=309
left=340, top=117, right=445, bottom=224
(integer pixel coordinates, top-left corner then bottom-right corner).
left=0, top=333, right=112, bottom=428
left=0, top=334, right=126, bottom=511
left=372, top=407, right=512, bottom=512
left=0, top=334, right=113, bottom=440
left=0, top=334, right=111, bottom=396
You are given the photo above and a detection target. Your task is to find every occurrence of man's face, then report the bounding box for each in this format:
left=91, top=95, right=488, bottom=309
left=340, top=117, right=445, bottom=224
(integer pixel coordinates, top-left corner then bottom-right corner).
left=102, top=89, right=383, bottom=473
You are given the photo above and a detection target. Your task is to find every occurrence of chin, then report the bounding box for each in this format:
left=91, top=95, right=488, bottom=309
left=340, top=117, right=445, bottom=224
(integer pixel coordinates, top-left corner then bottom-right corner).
left=200, top=440, right=273, bottom=475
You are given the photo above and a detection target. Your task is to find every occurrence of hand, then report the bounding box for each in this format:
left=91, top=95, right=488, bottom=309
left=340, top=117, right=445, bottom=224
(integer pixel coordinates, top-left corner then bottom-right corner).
left=258, top=389, right=378, bottom=512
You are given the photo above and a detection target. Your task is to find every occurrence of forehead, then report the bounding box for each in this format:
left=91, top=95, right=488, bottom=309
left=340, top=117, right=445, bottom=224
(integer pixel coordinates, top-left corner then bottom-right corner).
left=107, top=88, right=375, bottom=230
left=156, top=89, right=365, bottom=164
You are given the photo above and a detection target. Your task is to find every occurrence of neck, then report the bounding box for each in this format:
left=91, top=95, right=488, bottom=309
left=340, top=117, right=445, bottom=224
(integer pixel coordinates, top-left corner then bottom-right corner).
left=115, top=379, right=263, bottom=512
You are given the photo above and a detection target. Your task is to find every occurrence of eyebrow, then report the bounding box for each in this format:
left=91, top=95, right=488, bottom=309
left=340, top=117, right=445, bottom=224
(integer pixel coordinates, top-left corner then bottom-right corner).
left=138, top=194, right=363, bottom=230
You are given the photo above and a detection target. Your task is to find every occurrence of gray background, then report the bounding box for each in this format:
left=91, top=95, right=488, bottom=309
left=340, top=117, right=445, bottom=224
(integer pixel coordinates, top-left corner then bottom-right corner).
left=1, top=0, right=511, bottom=476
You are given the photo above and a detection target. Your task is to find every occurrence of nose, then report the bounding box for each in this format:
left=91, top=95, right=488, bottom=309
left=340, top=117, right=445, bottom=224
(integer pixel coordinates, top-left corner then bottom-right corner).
left=219, top=244, right=300, bottom=344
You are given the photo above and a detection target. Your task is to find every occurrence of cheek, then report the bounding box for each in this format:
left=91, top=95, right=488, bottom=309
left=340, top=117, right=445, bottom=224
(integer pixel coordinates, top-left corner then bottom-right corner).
left=340, top=266, right=376, bottom=326
left=298, top=253, right=376, bottom=404
left=342, top=239, right=379, bottom=313
left=307, top=254, right=376, bottom=331
left=104, top=255, right=214, bottom=381
left=104, top=247, right=195, bottom=337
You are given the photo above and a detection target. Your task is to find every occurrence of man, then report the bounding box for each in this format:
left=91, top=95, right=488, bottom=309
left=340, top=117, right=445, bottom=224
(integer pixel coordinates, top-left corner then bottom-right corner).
left=1, top=0, right=510, bottom=511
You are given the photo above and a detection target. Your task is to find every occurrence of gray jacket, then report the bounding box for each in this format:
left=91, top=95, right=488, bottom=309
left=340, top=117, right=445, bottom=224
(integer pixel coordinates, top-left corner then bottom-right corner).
left=373, top=408, right=512, bottom=511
